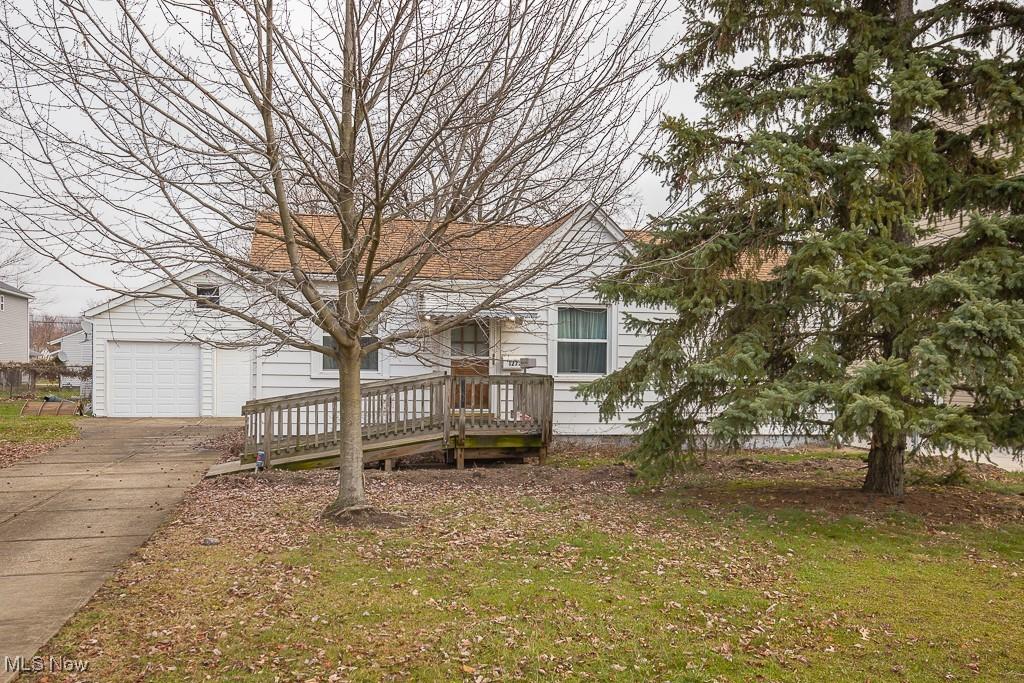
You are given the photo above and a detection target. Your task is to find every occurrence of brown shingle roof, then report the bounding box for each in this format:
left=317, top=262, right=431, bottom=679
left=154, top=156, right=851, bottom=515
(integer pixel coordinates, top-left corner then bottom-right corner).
left=250, top=213, right=571, bottom=281
left=624, top=230, right=786, bottom=281
left=624, top=228, right=655, bottom=244
left=728, top=250, right=788, bottom=281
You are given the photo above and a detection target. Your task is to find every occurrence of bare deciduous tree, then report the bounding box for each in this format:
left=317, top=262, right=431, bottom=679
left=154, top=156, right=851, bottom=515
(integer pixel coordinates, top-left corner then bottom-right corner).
left=29, top=313, right=80, bottom=352
left=0, top=0, right=666, bottom=518
left=0, top=240, right=39, bottom=289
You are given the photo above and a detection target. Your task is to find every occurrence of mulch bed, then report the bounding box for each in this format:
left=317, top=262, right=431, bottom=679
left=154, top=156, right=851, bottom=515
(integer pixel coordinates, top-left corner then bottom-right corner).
left=193, top=453, right=1024, bottom=531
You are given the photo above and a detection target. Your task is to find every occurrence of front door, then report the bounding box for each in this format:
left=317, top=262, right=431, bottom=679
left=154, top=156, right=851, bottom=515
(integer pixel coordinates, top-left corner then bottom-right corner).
left=450, top=321, right=490, bottom=410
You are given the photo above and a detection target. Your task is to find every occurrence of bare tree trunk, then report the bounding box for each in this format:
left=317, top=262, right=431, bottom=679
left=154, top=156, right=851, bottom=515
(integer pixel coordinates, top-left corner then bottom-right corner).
left=863, top=421, right=906, bottom=496
left=325, top=345, right=368, bottom=516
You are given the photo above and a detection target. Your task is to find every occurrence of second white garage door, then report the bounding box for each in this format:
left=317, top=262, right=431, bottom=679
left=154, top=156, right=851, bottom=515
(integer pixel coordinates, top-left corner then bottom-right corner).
left=108, top=341, right=201, bottom=417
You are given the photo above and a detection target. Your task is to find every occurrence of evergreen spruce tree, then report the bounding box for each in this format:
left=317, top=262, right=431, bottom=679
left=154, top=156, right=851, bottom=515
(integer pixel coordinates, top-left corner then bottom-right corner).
left=585, top=0, right=1024, bottom=495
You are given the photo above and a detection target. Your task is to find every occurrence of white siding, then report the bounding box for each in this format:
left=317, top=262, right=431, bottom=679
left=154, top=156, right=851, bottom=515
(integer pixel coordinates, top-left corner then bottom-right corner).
left=215, top=348, right=252, bottom=416
left=498, top=299, right=662, bottom=436
left=88, top=275, right=250, bottom=417
left=253, top=305, right=660, bottom=436
left=254, top=297, right=439, bottom=400
left=0, top=294, right=30, bottom=362
left=248, top=215, right=662, bottom=435
left=254, top=345, right=438, bottom=399
left=200, top=345, right=215, bottom=415
left=56, top=329, right=92, bottom=388
left=493, top=216, right=661, bottom=436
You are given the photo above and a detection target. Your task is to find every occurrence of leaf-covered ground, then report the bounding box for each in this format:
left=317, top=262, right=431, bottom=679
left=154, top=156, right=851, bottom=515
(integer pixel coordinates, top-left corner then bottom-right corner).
left=0, top=400, right=80, bottom=469
left=28, top=448, right=1024, bottom=682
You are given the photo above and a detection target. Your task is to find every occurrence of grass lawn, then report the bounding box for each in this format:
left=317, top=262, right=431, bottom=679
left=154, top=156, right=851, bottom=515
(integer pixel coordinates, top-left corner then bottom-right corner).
left=27, top=449, right=1024, bottom=682
left=32, top=384, right=83, bottom=401
left=0, top=400, right=80, bottom=468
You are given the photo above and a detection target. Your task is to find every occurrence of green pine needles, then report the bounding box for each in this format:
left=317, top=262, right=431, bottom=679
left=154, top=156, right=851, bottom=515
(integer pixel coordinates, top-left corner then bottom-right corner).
left=584, top=0, right=1024, bottom=495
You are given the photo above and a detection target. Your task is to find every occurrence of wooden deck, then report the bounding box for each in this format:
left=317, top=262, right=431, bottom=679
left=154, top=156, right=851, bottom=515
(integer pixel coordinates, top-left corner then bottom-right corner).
left=208, top=372, right=553, bottom=475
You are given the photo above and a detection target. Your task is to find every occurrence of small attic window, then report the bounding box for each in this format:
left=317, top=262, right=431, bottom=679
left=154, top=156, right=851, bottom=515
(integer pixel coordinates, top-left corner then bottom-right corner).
left=196, top=285, right=220, bottom=308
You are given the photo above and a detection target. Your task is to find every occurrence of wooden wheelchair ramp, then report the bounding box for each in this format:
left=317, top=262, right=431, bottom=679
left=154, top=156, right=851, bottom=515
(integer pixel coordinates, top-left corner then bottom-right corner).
left=207, top=372, right=553, bottom=476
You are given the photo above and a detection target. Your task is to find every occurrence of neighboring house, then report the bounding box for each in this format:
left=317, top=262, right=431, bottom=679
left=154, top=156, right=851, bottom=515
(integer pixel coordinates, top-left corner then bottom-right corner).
left=31, top=313, right=83, bottom=353
left=83, top=206, right=671, bottom=436
left=49, top=320, right=94, bottom=395
left=0, top=280, right=32, bottom=363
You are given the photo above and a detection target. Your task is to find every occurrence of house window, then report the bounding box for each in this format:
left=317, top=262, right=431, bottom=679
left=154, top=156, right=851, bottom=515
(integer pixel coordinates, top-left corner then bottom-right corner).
left=0, top=295, right=4, bottom=311
left=556, top=307, right=608, bottom=374
left=451, top=322, right=489, bottom=357
left=196, top=285, right=220, bottom=308
left=322, top=334, right=379, bottom=373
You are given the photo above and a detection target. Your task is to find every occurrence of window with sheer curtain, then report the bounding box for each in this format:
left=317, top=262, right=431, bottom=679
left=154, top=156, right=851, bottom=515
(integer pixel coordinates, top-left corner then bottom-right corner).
left=556, top=307, right=608, bottom=374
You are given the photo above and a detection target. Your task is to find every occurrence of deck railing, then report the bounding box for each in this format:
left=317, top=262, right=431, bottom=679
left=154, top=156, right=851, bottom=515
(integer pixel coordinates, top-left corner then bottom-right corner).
left=242, top=372, right=554, bottom=465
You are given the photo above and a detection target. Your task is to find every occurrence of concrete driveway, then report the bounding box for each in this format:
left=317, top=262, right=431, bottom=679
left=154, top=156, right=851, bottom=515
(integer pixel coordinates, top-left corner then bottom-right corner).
left=984, top=449, right=1024, bottom=473
left=0, top=418, right=239, bottom=682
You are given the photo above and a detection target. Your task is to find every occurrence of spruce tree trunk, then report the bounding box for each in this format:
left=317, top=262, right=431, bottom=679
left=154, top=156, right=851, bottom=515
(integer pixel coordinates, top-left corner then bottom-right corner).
left=862, top=422, right=906, bottom=496
left=325, top=345, right=368, bottom=514
left=860, top=0, right=914, bottom=500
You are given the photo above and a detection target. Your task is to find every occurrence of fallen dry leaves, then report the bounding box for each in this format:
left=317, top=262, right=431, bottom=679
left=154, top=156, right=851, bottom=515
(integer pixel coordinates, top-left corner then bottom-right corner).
left=0, top=439, right=74, bottom=470
left=196, top=427, right=246, bottom=464
left=23, top=450, right=1024, bottom=682
left=671, top=452, right=1024, bottom=527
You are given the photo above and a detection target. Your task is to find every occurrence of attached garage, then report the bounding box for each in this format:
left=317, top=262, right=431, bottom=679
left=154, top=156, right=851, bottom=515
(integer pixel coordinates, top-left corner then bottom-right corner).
left=107, top=341, right=202, bottom=417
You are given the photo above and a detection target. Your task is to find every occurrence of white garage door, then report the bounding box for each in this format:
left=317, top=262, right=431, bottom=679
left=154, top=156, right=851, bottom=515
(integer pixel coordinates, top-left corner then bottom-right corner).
left=108, top=341, right=201, bottom=417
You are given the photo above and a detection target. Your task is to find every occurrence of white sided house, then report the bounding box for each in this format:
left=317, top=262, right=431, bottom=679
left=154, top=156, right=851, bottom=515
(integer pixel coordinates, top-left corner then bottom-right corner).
left=49, top=321, right=94, bottom=393
left=84, top=207, right=662, bottom=437
left=0, top=280, right=32, bottom=363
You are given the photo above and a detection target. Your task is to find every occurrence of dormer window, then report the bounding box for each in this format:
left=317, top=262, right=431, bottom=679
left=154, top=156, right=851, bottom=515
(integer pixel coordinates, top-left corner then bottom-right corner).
left=196, top=285, right=220, bottom=308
